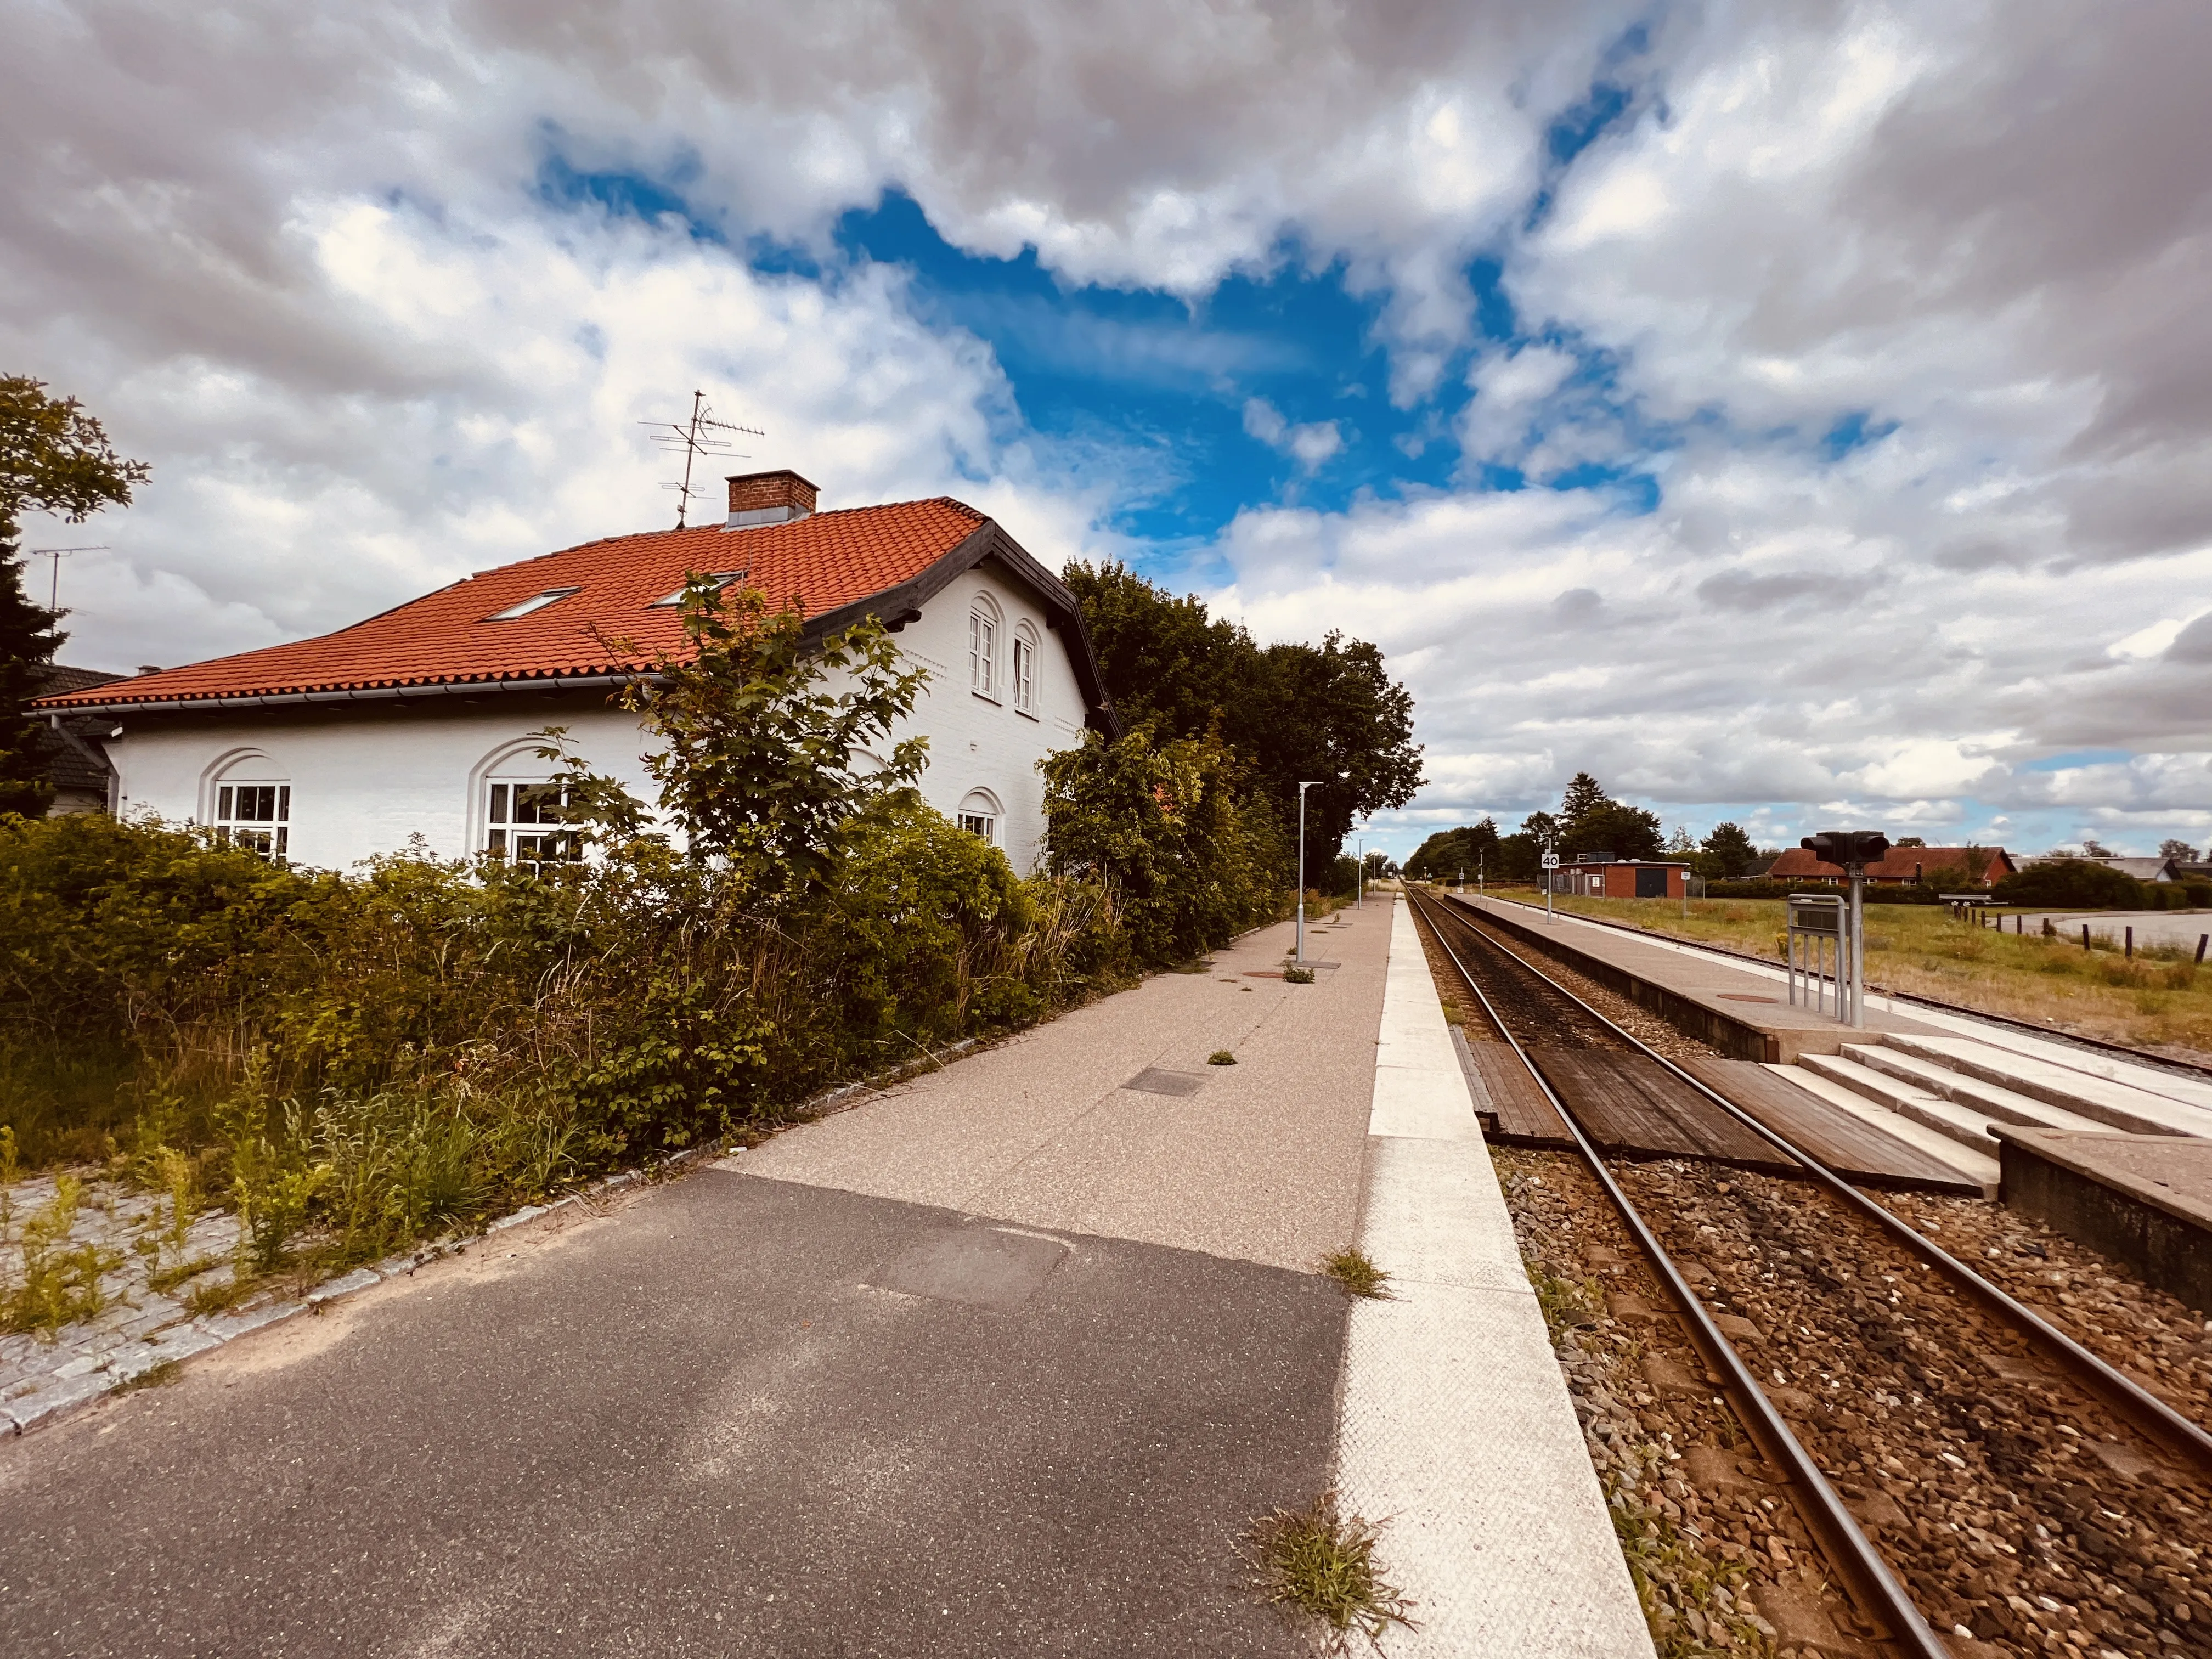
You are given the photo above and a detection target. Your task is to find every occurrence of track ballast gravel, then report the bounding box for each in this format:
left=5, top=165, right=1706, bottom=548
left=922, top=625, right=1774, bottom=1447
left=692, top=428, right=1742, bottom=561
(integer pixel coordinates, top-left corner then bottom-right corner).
left=1412, top=889, right=2212, bottom=1658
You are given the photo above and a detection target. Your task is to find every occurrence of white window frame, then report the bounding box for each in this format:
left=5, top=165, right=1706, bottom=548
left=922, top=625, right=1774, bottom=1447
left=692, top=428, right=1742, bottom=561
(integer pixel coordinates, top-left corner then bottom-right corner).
left=484, top=779, right=584, bottom=872
left=484, top=586, right=581, bottom=622
left=956, top=788, right=1002, bottom=846
left=1011, top=623, right=1039, bottom=715
left=968, top=597, right=1000, bottom=701
left=214, top=779, right=290, bottom=860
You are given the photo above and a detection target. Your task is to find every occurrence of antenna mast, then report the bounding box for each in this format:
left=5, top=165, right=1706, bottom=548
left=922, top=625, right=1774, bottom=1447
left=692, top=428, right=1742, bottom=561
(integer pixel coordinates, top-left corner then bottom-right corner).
left=29, top=546, right=107, bottom=612
left=640, top=392, right=764, bottom=528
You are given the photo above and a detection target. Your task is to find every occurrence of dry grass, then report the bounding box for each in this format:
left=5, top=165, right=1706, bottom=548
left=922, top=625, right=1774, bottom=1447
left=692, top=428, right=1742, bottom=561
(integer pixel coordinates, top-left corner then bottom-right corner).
left=1319, top=1246, right=1393, bottom=1299
left=1507, top=893, right=2212, bottom=1057
left=1242, top=1491, right=1414, bottom=1652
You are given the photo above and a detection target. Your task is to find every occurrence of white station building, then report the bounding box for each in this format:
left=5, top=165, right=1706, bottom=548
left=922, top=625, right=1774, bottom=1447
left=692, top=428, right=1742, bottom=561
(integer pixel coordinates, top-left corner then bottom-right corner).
left=37, top=471, right=1120, bottom=872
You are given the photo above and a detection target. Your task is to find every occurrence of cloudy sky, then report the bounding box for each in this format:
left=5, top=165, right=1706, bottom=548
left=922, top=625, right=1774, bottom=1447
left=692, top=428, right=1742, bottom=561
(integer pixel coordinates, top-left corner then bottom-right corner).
left=7, top=0, right=2211, bottom=862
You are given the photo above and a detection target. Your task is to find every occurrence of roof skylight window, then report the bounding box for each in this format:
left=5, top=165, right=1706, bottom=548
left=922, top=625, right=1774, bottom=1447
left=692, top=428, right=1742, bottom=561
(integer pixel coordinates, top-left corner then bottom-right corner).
left=484, top=586, right=581, bottom=622
left=651, top=570, right=748, bottom=607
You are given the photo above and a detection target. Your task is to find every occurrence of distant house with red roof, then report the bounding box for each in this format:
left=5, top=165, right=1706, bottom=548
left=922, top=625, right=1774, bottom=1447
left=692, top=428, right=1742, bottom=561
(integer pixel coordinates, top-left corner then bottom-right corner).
left=35, top=472, right=1119, bottom=871
left=1764, top=844, right=2017, bottom=887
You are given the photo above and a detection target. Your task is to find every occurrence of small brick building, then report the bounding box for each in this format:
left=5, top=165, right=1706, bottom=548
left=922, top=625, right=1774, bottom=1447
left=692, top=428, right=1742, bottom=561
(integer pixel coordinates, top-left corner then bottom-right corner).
left=1553, top=856, right=1689, bottom=899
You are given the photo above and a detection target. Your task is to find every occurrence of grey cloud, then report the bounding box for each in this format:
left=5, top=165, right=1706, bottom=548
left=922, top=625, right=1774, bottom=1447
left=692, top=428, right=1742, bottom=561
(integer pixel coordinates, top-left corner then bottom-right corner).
left=1694, top=569, right=1859, bottom=613
left=2166, top=612, right=2212, bottom=664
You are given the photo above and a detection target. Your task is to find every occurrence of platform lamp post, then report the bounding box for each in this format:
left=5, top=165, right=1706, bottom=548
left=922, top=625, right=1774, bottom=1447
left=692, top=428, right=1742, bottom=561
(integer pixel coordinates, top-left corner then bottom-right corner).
left=1296, top=781, right=1322, bottom=966
left=1800, top=831, right=1890, bottom=1028
left=1355, top=834, right=1365, bottom=909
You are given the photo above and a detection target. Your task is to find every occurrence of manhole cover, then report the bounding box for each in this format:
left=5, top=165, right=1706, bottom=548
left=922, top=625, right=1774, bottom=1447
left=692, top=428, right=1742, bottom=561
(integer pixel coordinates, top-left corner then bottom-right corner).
left=868, top=1226, right=1070, bottom=1310
left=1122, top=1067, right=1206, bottom=1096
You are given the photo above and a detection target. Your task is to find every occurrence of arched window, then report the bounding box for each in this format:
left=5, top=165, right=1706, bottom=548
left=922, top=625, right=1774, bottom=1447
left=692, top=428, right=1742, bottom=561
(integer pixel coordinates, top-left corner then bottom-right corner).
left=957, top=788, right=1002, bottom=844
left=968, top=594, right=1000, bottom=700
left=210, top=752, right=291, bottom=860
left=478, top=745, right=583, bottom=872
left=1011, top=620, right=1039, bottom=714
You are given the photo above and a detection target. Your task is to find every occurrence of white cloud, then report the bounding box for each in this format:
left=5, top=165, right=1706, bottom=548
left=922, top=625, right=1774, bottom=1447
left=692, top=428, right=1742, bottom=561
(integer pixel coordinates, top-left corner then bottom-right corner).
left=1242, top=398, right=1343, bottom=471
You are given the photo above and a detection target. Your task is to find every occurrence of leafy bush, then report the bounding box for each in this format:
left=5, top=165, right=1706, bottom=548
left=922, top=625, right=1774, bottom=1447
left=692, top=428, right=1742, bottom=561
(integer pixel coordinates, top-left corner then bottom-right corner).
left=1991, top=860, right=2153, bottom=911
left=1702, top=879, right=1942, bottom=904
left=1, top=579, right=1304, bottom=1289
left=1040, top=725, right=1289, bottom=968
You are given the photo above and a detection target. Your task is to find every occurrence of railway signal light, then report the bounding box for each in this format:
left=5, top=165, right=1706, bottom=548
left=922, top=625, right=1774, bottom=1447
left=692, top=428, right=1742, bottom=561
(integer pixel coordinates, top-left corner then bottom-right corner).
left=1801, top=831, right=1891, bottom=870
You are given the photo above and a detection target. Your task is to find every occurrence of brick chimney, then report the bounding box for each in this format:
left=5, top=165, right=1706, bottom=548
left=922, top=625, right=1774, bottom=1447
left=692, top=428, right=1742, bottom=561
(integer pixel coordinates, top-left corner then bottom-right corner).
left=724, top=469, right=817, bottom=529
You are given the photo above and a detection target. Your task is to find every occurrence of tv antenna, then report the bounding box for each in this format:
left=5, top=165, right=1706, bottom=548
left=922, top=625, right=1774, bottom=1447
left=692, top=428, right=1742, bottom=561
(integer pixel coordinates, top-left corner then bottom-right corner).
left=640, top=392, right=763, bottom=528
left=29, top=546, right=107, bottom=612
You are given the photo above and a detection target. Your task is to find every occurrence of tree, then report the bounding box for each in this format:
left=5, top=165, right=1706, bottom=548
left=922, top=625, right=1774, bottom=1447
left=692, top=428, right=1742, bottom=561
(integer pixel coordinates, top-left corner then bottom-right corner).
left=1558, top=772, right=1610, bottom=826
left=1040, top=725, right=1283, bottom=965
left=584, top=580, right=930, bottom=902
left=2162, top=838, right=2201, bottom=865
left=1403, top=816, right=1501, bottom=881
left=2081, top=839, right=2114, bottom=859
left=1993, top=860, right=2146, bottom=911
left=1566, top=800, right=1663, bottom=861
left=1, top=377, right=148, bottom=816
left=1062, top=562, right=1423, bottom=886
left=1700, top=821, right=1760, bottom=879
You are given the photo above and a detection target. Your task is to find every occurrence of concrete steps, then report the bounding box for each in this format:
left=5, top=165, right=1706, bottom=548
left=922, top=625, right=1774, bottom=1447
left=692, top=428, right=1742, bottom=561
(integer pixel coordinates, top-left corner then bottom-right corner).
left=1767, top=1064, right=2001, bottom=1193
left=1876, top=1032, right=2212, bottom=1138
left=1837, top=1044, right=2113, bottom=1136
left=1797, top=1053, right=2011, bottom=1154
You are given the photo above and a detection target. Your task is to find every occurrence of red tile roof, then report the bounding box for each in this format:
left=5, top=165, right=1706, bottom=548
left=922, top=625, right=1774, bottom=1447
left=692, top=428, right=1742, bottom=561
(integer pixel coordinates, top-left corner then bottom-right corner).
left=1767, top=845, right=2017, bottom=883
left=36, top=498, right=990, bottom=710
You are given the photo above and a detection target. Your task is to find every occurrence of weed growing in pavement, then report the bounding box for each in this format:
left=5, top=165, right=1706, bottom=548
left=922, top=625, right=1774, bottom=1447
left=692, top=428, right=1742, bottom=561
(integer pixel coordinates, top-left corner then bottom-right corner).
left=146, top=1254, right=224, bottom=1295
left=1320, top=1246, right=1392, bottom=1299
left=2, top=1175, right=118, bottom=1337
left=111, top=1360, right=180, bottom=1395
left=1242, top=1490, right=1414, bottom=1653
left=181, top=1272, right=252, bottom=1319
left=1284, top=966, right=1316, bottom=984
left=1207, top=1050, right=1237, bottom=1065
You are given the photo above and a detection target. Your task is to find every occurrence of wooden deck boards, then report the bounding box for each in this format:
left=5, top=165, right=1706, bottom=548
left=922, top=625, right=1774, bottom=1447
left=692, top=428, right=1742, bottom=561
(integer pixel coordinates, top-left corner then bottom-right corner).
left=1531, top=1046, right=1802, bottom=1177
left=1453, top=1029, right=1572, bottom=1144
left=1676, top=1056, right=1983, bottom=1194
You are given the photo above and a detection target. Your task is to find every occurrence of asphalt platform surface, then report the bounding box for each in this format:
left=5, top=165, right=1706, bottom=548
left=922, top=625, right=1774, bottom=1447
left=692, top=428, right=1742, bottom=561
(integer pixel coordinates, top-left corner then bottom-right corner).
left=0, top=912, right=1386, bottom=1657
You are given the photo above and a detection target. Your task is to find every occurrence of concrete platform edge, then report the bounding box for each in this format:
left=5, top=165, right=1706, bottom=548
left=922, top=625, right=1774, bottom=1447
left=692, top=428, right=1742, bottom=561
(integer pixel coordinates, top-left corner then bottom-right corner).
left=1334, top=900, right=1654, bottom=1657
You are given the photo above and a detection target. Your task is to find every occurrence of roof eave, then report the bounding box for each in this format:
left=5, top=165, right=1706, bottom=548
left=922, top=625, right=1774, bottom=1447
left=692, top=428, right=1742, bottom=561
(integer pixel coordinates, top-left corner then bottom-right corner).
left=38, top=672, right=654, bottom=718
left=799, top=518, right=1124, bottom=739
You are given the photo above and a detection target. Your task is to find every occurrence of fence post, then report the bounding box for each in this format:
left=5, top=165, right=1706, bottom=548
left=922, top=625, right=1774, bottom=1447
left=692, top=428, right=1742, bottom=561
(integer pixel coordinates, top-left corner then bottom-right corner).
left=2125, top=927, right=2134, bottom=960
left=2082, top=924, right=2091, bottom=951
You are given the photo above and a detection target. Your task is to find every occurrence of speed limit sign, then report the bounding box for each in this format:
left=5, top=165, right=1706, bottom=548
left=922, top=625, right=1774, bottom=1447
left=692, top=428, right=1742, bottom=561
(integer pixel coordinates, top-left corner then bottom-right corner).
left=1541, top=852, right=1560, bottom=870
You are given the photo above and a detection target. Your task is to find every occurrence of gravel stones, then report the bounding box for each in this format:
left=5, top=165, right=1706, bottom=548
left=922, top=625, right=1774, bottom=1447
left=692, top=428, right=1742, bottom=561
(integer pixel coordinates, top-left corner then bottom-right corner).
left=1499, top=1146, right=1874, bottom=1656
left=1617, top=1156, right=2212, bottom=1658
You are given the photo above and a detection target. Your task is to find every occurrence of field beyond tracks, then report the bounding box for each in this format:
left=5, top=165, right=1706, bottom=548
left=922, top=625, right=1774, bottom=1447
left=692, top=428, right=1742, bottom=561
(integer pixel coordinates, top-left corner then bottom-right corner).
left=1485, top=891, right=2212, bottom=1062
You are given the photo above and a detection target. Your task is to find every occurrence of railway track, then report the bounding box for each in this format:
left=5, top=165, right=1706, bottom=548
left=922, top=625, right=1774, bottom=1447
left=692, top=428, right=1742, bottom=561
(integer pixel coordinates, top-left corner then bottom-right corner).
left=1406, top=885, right=2212, bottom=1658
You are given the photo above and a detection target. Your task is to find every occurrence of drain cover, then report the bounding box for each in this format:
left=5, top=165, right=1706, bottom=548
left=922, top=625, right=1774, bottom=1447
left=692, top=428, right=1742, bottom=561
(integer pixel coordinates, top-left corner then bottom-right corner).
left=869, top=1226, right=1070, bottom=1309
left=1122, top=1067, right=1206, bottom=1096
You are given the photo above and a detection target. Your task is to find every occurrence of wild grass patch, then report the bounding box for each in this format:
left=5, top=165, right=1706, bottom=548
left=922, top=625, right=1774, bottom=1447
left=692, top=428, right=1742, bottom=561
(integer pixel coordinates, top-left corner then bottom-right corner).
left=1242, top=1491, right=1414, bottom=1652
left=1320, top=1246, right=1392, bottom=1299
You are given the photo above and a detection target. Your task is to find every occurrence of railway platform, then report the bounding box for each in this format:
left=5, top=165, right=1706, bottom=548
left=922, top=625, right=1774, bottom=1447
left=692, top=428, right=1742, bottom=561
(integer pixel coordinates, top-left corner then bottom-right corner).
left=0, top=896, right=1651, bottom=1658
left=1453, top=891, right=1947, bottom=1063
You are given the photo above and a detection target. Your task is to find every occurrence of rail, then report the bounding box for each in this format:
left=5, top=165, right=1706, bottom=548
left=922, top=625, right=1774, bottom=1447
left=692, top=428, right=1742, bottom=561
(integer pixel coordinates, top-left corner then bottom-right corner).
left=1419, top=888, right=2212, bottom=1471
left=1407, top=886, right=1948, bottom=1656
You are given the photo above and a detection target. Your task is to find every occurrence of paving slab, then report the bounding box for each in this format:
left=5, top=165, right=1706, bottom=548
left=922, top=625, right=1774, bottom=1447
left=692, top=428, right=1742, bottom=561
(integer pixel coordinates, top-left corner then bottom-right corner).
left=739, top=911, right=1386, bottom=1271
